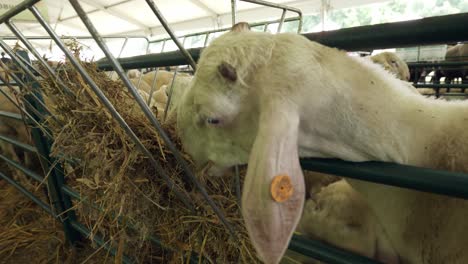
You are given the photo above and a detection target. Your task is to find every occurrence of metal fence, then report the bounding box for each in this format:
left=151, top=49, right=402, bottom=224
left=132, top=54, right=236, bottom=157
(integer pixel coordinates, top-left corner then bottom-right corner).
left=1, top=1, right=468, bottom=263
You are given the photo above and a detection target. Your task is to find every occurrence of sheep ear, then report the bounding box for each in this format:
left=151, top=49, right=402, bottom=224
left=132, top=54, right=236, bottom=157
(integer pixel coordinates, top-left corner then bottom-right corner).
left=241, top=101, right=305, bottom=264
left=231, top=22, right=251, bottom=32
left=218, top=61, right=237, bottom=82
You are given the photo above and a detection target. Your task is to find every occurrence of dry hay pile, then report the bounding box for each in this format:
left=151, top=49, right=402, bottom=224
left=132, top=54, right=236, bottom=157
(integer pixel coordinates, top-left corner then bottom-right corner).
left=38, top=55, right=260, bottom=263
left=0, top=177, right=121, bottom=264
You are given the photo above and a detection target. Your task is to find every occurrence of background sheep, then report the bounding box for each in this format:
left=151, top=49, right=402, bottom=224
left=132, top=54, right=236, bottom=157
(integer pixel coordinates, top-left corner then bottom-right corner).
left=370, top=52, right=410, bottom=81
left=441, top=43, right=468, bottom=84
left=297, top=180, right=399, bottom=264
left=0, top=87, right=34, bottom=167
left=176, top=23, right=468, bottom=264
left=109, top=69, right=142, bottom=81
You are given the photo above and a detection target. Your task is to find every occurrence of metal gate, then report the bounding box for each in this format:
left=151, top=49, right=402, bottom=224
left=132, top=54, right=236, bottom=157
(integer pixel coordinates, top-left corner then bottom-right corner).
left=1, top=0, right=468, bottom=263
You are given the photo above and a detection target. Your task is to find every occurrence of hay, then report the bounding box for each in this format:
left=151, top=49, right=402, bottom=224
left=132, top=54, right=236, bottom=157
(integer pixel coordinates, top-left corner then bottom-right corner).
left=0, top=177, right=116, bottom=264
left=38, top=51, right=261, bottom=263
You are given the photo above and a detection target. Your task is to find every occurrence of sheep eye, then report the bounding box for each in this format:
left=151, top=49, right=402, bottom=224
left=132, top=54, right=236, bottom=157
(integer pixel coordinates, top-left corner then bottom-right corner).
left=206, top=118, right=221, bottom=125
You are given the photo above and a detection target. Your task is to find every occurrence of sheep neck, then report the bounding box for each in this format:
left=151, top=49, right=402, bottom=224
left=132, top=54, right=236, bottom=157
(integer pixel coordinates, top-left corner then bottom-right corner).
left=349, top=89, right=468, bottom=172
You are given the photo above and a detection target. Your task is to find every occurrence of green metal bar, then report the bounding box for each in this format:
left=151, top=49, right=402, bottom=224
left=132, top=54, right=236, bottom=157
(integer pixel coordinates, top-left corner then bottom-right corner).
left=289, top=234, right=381, bottom=264
left=414, top=84, right=468, bottom=88
left=0, top=134, right=37, bottom=153
left=69, top=220, right=133, bottom=264
left=0, top=171, right=53, bottom=215
left=0, top=0, right=40, bottom=23
left=0, top=110, right=22, bottom=120
left=97, top=48, right=201, bottom=70
left=408, top=61, right=468, bottom=67
left=300, top=158, right=468, bottom=200
left=303, top=13, right=468, bottom=51
left=0, top=153, right=43, bottom=182
left=14, top=48, right=80, bottom=244
left=99, top=14, right=468, bottom=70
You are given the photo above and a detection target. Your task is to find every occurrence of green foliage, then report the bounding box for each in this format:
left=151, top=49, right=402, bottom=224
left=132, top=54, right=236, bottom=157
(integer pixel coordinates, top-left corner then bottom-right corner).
left=327, top=0, right=468, bottom=29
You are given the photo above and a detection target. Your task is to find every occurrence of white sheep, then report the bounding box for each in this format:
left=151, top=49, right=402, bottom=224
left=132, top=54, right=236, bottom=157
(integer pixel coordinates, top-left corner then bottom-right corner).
left=370, top=52, right=410, bottom=81
left=109, top=69, right=142, bottom=81
left=296, top=180, right=399, bottom=264
left=140, top=70, right=176, bottom=92
left=0, top=87, right=33, bottom=167
left=175, top=22, right=468, bottom=264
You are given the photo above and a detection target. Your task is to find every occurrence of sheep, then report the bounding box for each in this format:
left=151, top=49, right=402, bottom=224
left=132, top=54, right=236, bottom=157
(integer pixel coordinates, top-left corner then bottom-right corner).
left=441, top=43, right=468, bottom=84
left=296, top=180, right=399, bottom=264
left=109, top=69, right=142, bottom=81
left=0, top=87, right=33, bottom=167
left=370, top=52, right=410, bottom=81
left=140, top=70, right=176, bottom=92
left=175, top=22, right=468, bottom=264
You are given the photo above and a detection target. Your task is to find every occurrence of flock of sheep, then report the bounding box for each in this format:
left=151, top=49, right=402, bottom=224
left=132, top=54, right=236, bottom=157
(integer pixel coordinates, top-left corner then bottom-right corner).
left=1, top=21, right=468, bottom=264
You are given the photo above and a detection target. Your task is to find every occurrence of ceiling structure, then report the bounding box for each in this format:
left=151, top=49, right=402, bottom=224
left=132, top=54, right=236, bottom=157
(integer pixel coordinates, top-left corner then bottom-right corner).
left=1, top=0, right=390, bottom=40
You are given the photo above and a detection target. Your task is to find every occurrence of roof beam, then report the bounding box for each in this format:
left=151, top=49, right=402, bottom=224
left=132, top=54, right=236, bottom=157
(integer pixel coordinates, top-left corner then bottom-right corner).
left=66, top=0, right=149, bottom=31
left=118, top=0, right=313, bottom=37
left=189, top=0, right=218, bottom=16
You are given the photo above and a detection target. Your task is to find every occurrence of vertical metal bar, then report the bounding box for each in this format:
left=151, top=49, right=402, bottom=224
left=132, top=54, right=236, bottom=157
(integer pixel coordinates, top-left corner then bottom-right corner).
left=263, top=22, right=269, bottom=32
left=29, top=4, right=195, bottom=211
left=6, top=21, right=73, bottom=95
left=163, top=69, right=178, bottom=121
left=135, top=40, right=151, bottom=88
left=234, top=165, right=241, bottom=207
left=161, top=40, right=166, bottom=52
left=108, top=37, right=129, bottom=80
left=148, top=68, right=159, bottom=105
left=203, top=33, right=210, bottom=47
left=144, top=0, right=197, bottom=71
left=239, top=0, right=302, bottom=33
left=277, top=9, right=287, bottom=33
left=231, top=0, right=237, bottom=26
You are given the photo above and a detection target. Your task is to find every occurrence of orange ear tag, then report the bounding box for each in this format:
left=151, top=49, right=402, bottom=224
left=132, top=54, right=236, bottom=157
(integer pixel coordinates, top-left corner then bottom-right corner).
left=270, top=174, right=294, bottom=202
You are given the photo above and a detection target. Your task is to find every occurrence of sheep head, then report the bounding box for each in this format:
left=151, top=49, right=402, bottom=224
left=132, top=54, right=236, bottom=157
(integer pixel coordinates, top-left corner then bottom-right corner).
left=371, top=52, right=410, bottom=81
left=176, top=22, right=305, bottom=264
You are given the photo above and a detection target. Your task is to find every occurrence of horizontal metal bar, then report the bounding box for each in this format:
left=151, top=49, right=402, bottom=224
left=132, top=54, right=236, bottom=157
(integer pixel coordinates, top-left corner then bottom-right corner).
left=149, top=16, right=301, bottom=44
left=303, top=13, right=468, bottom=51
left=289, top=234, right=381, bottom=264
left=300, top=158, right=468, bottom=200
left=414, top=84, right=468, bottom=88
left=97, top=48, right=201, bottom=70
left=69, top=220, right=133, bottom=264
left=241, top=0, right=301, bottom=13
left=100, top=14, right=468, bottom=70
left=0, top=171, right=53, bottom=215
left=1, top=35, right=149, bottom=41
left=0, top=153, right=43, bottom=182
left=0, top=110, right=22, bottom=120
left=0, top=134, right=37, bottom=152
left=0, top=0, right=40, bottom=24
left=408, top=61, right=468, bottom=67
left=240, top=0, right=302, bottom=32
